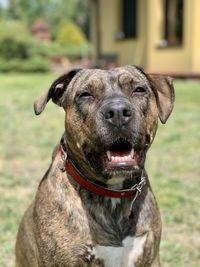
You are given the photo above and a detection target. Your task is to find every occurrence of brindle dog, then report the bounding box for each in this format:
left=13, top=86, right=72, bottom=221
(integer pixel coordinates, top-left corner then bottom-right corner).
left=15, top=65, right=174, bottom=267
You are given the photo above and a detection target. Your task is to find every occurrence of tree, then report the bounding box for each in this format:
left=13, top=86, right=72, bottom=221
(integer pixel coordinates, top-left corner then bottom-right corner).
left=3, top=0, right=89, bottom=37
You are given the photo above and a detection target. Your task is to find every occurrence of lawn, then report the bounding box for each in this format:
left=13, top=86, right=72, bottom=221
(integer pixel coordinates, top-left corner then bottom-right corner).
left=0, top=73, right=200, bottom=267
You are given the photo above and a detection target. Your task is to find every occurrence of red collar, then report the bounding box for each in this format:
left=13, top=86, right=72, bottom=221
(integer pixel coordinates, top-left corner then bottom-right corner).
left=59, top=143, right=146, bottom=199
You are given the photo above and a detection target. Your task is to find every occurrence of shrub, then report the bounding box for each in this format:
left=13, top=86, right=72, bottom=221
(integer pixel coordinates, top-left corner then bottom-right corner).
left=0, top=57, right=51, bottom=73
left=30, top=42, right=66, bottom=58
left=0, top=37, right=32, bottom=60
left=61, top=43, right=91, bottom=59
left=0, top=20, right=51, bottom=72
left=0, top=20, right=33, bottom=60
left=31, top=39, right=91, bottom=60
left=19, top=57, right=51, bottom=72
left=57, top=23, right=87, bottom=46
left=0, top=20, right=31, bottom=41
left=56, top=23, right=91, bottom=58
left=0, top=20, right=91, bottom=72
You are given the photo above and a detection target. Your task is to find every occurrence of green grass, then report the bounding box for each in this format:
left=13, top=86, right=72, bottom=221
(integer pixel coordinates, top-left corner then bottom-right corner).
left=0, top=74, right=200, bottom=267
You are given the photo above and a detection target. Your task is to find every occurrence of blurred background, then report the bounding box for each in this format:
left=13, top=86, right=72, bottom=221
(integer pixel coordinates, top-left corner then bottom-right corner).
left=0, top=0, right=199, bottom=266
left=0, top=0, right=91, bottom=72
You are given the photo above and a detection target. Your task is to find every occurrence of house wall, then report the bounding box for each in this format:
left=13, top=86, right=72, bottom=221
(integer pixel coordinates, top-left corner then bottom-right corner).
left=191, top=0, right=200, bottom=71
left=115, top=0, right=148, bottom=67
left=91, top=0, right=200, bottom=73
left=146, top=0, right=196, bottom=73
left=91, top=0, right=148, bottom=67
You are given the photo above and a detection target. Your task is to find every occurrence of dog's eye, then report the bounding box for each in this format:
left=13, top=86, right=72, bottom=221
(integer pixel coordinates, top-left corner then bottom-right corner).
left=78, top=91, right=93, bottom=100
left=134, top=86, right=147, bottom=93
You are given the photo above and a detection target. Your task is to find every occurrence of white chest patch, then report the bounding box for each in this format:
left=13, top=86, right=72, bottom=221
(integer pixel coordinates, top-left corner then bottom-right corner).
left=94, top=234, right=147, bottom=267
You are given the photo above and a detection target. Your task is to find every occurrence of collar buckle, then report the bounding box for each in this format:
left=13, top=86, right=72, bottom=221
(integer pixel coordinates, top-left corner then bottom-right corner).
left=128, top=175, right=146, bottom=218
left=131, top=175, right=146, bottom=194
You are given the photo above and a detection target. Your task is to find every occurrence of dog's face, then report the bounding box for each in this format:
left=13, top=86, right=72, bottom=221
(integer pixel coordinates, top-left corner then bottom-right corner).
left=34, top=66, right=174, bottom=184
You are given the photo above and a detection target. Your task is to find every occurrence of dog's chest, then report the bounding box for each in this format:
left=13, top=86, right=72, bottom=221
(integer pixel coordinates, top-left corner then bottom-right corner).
left=92, top=234, right=147, bottom=267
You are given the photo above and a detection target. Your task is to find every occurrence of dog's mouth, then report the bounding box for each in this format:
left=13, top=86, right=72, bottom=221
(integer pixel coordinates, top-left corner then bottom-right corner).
left=103, top=139, right=143, bottom=170
left=84, top=138, right=147, bottom=173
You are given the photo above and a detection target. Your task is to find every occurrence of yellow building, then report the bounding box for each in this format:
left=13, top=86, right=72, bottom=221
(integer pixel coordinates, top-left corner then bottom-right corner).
left=91, top=0, right=200, bottom=76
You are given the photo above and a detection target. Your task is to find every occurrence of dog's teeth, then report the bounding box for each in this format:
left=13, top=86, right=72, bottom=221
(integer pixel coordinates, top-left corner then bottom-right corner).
left=131, top=148, right=135, bottom=158
left=127, top=155, right=131, bottom=160
left=76, top=142, right=81, bottom=149
left=107, top=151, right=112, bottom=161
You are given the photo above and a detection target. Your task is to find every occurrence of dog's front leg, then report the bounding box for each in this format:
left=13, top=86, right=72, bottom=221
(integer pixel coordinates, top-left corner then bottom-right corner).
left=150, top=254, right=160, bottom=267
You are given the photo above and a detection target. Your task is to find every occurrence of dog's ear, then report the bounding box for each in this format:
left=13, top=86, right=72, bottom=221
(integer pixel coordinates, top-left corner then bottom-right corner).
left=147, top=74, right=175, bottom=124
left=34, top=69, right=82, bottom=115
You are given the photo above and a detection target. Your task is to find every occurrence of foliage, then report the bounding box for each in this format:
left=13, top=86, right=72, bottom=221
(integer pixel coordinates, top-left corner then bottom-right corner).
left=0, top=20, right=30, bottom=40
left=0, top=20, right=51, bottom=72
left=0, top=19, right=91, bottom=72
left=0, top=20, right=30, bottom=60
left=0, top=21, right=31, bottom=59
left=0, top=37, right=31, bottom=59
left=57, top=23, right=87, bottom=46
left=56, top=23, right=90, bottom=58
left=2, top=0, right=90, bottom=37
left=60, top=43, right=91, bottom=59
left=29, top=41, right=90, bottom=59
left=0, top=57, right=51, bottom=72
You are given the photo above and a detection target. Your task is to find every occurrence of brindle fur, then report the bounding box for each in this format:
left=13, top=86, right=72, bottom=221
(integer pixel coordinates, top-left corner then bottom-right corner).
left=16, top=65, right=174, bottom=267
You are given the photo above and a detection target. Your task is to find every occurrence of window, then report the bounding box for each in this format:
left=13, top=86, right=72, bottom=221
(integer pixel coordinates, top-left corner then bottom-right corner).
left=117, top=0, right=137, bottom=39
left=164, top=0, right=184, bottom=46
left=123, top=0, right=137, bottom=38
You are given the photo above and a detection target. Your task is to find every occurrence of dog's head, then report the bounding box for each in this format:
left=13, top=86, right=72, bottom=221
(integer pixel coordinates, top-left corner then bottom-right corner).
left=34, top=66, right=174, bottom=184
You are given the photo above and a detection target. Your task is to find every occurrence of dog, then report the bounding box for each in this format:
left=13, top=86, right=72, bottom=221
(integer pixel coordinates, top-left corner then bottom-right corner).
left=15, top=65, right=174, bottom=267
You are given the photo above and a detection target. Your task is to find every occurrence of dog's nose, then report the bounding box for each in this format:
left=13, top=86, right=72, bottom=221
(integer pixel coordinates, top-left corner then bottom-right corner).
left=103, top=100, right=132, bottom=127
